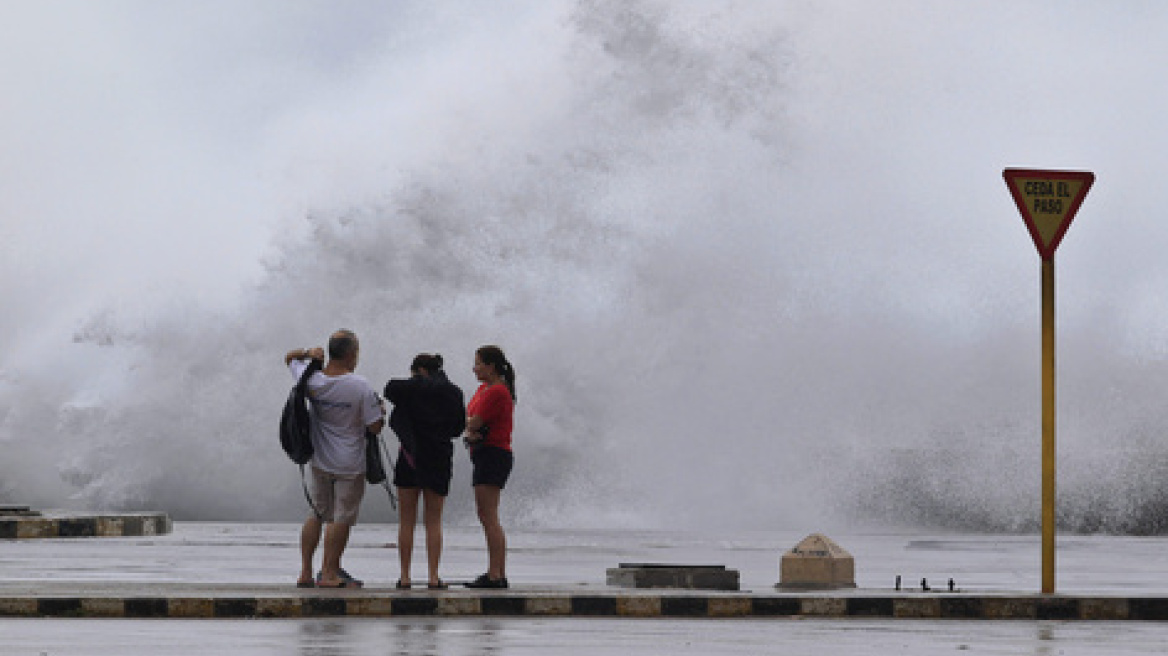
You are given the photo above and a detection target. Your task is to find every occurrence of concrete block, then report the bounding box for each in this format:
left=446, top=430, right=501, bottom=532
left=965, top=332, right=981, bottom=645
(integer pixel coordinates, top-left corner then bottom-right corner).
left=984, top=597, right=1036, bottom=619
left=661, top=597, right=708, bottom=616
left=894, top=597, right=941, bottom=618
left=437, top=596, right=479, bottom=615
left=58, top=519, right=97, bottom=537
left=255, top=598, right=302, bottom=617
left=96, top=517, right=125, bottom=537
left=616, top=596, right=661, bottom=617
left=124, top=598, right=168, bottom=617
left=778, top=533, right=856, bottom=590
left=481, top=596, right=526, bottom=615
left=607, top=564, right=739, bottom=590
left=350, top=597, right=394, bottom=616
left=0, top=598, right=38, bottom=616
left=302, top=597, right=346, bottom=616
left=800, top=597, right=847, bottom=616
left=847, top=597, right=893, bottom=616
left=1127, top=598, right=1168, bottom=620
left=38, top=599, right=83, bottom=616
left=168, top=598, right=215, bottom=618
left=1037, top=598, right=1079, bottom=620
left=80, top=598, right=125, bottom=617
left=16, top=520, right=54, bottom=539
left=751, top=597, right=801, bottom=616
left=526, top=596, right=572, bottom=615
left=708, top=597, right=752, bottom=617
left=939, top=597, right=983, bottom=618
left=2, top=511, right=171, bottom=539
left=570, top=595, right=618, bottom=615
left=391, top=597, right=438, bottom=615
left=1080, top=597, right=1128, bottom=620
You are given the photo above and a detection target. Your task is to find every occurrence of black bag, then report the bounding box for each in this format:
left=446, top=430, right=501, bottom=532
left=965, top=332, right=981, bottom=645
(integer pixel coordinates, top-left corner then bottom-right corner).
left=280, top=358, right=321, bottom=465
left=280, top=358, right=323, bottom=517
left=368, top=427, right=397, bottom=510
left=365, top=430, right=387, bottom=484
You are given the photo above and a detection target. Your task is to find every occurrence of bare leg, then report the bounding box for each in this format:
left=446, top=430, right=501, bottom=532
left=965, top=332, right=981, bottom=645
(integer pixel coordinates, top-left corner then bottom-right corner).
left=318, top=521, right=353, bottom=586
left=396, top=487, right=420, bottom=587
left=474, top=484, right=506, bottom=580
left=422, top=489, right=446, bottom=585
left=299, top=515, right=323, bottom=586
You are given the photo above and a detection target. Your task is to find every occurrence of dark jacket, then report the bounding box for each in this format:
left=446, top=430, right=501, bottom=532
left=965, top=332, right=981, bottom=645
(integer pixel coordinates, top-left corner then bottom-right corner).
left=384, top=370, right=466, bottom=457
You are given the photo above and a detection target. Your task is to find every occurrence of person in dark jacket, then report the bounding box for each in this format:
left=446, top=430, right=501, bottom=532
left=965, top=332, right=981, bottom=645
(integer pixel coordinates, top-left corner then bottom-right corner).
left=384, top=353, right=465, bottom=589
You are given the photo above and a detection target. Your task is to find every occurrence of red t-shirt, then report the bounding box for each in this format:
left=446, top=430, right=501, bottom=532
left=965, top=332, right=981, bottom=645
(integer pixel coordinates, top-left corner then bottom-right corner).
left=466, top=383, right=514, bottom=451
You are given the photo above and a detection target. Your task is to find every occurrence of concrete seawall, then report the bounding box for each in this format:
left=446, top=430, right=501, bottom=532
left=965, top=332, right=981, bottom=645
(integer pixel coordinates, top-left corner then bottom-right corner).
left=7, top=521, right=1168, bottom=620
left=0, top=511, right=172, bottom=539
left=2, top=589, right=1167, bottom=620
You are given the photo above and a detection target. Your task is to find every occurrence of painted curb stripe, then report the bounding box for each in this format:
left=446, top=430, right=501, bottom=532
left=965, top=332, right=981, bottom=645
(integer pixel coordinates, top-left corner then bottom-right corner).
left=1129, top=599, right=1168, bottom=620
left=5, top=595, right=1168, bottom=620
left=570, top=596, right=617, bottom=615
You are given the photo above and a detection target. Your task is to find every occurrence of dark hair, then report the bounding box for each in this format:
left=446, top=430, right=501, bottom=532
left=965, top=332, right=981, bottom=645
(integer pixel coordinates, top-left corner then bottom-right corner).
left=476, top=345, right=516, bottom=402
left=410, top=353, right=444, bottom=374
left=328, top=330, right=359, bottom=360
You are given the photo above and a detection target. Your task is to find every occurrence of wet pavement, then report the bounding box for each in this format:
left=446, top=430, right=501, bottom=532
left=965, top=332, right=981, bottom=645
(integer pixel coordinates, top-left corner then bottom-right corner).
left=7, top=521, right=1168, bottom=595
left=5, top=522, right=1168, bottom=653
left=4, top=617, right=1168, bottom=655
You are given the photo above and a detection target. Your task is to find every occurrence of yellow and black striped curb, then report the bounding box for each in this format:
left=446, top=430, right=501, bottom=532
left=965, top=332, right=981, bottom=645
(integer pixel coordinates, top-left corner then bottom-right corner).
left=0, top=594, right=1165, bottom=620
left=0, top=512, right=171, bottom=539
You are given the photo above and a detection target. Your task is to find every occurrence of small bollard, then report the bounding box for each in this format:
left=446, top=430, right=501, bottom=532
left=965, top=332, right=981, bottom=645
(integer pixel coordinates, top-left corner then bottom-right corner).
left=776, top=533, right=856, bottom=590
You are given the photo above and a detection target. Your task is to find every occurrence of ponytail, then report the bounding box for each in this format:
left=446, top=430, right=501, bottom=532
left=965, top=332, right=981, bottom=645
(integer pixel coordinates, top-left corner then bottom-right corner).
left=502, top=361, right=517, bottom=403
left=477, top=345, right=517, bottom=403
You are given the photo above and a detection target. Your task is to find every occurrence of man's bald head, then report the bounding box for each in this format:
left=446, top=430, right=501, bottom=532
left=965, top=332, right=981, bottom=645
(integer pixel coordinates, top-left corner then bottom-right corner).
left=328, top=330, right=359, bottom=361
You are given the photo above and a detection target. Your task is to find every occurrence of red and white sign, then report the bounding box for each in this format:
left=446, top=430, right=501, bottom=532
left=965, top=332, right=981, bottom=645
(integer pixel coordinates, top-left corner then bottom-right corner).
left=1003, top=168, right=1095, bottom=260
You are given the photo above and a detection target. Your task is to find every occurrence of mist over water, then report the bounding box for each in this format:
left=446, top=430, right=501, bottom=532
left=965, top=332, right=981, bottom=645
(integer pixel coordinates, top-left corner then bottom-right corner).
left=4, top=1, right=1168, bottom=532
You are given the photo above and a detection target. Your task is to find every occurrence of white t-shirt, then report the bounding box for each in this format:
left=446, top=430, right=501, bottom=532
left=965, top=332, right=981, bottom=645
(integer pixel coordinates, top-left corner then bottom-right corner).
left=289, top=360, right=383, bottom=476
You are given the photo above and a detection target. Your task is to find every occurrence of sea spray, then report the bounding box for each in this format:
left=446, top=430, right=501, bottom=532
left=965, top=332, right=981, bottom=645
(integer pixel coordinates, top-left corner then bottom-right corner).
left=4, top=1, right=1168, bottom=532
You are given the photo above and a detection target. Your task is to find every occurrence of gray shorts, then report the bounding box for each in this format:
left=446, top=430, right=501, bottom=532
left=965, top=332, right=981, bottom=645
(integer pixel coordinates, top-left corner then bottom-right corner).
left=309, top=467, right=366, bottom=525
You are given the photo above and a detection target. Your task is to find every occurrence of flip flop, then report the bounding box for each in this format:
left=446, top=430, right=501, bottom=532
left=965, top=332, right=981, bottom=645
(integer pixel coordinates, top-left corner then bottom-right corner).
left=317, top=569, right=365, bottom=588
left=338, top=568, right=364, bottom=587
left=316, top=577, right=362, bottom=589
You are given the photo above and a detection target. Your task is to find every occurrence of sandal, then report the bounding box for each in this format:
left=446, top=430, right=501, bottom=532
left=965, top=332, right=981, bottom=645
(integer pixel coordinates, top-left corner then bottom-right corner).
left=316, top=577, right=361, bottom=589
left=428, top=579, right=448, bottom=590
left=316, top=571, right=364, bottom=589
left=396, top=579, right=411, bottom=590
left=337, top=568, right=363, bottom=587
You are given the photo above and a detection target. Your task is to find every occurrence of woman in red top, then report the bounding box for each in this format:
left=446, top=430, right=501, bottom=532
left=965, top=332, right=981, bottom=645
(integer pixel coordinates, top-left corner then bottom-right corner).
left=463, top=345, right=515, bottom=589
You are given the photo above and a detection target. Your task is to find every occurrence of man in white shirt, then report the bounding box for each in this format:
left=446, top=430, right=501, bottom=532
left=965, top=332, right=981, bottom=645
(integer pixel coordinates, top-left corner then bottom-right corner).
left=286, top=330, right=384, bottom=588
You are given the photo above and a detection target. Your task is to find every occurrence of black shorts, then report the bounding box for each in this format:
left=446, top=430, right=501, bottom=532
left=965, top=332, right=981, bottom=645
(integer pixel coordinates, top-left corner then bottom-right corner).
left=471, top=445, right=513, bottom=489
left=393, top=441, right=454, bottom=496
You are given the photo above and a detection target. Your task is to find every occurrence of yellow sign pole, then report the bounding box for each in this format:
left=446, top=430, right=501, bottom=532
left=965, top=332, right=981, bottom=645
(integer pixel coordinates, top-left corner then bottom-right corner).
left=1003, top=168, right=1093, bottom=595
left=1041, top=257, right=1056, bottom=594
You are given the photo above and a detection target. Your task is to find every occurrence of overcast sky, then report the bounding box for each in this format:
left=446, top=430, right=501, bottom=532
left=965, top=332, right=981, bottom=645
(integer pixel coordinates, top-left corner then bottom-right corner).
left=3, top=1, right=1167, bottom=351
left=4, top=1, right=1168, bottom=522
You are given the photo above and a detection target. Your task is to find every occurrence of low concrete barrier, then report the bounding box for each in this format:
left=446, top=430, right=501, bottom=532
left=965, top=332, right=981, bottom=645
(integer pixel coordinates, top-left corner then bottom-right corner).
left=0, top=592, right=1163, bottom=620
left=0, top=511, right=172, bottom=539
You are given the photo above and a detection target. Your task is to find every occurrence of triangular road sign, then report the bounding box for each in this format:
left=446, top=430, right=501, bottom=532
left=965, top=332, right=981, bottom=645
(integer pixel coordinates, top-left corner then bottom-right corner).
left=1003, top=168, right=1094, bottom=260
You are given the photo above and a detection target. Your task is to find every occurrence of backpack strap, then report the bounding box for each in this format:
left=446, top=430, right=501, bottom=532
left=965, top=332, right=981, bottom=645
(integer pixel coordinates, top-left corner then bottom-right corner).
left=298, top=359, right=324, bottom=519
left=301, top=463, right=324, bottom=519
left=373, top=432, right=397, bottom=511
